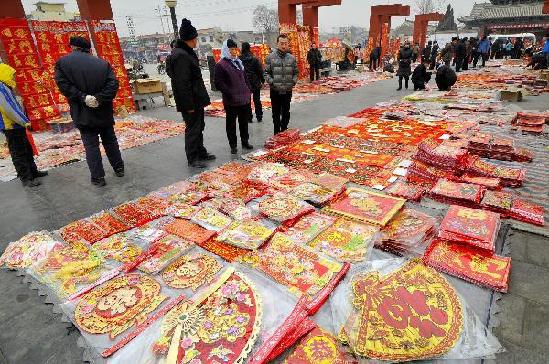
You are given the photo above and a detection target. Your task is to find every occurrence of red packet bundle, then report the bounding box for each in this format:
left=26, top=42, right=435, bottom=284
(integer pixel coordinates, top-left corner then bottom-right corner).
left=324, top=187, right=405, bottom=226
left=264, top=128, right=301, bottom=149
left=59, top=218, right=106, bottom=244
left=438, top=205, right=500, bottom=251
left=378, top=208, right=437, bottom=257
left=89, top=212, right=131, bottom=238
left=460, top=174, right=501, bottom=190
left=429, top=179, right=486, bottom=207
left=465, top=156, right=525, bottom=187
left=163, top=219, right=216, bottom=245
left=480, top=190, right=513, bottom=216
left=510, top=198, right=545, bottom=226
left=112, top=201, right=157, bottom=227
left=415, top=139, right=468, bottom=171
left=424, top=239, right=511, bottom=292
left=385, top=181, right=426, bottom=201
left=406, top=160, right=454, bottom=185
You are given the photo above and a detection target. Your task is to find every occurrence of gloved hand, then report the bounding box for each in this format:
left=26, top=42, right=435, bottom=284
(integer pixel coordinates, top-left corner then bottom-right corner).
left=85, top=95, right=99, bottom=108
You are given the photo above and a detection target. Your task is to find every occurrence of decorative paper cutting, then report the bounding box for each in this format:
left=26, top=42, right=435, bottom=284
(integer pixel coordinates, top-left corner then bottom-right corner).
left=282, top=212, right=336, bottom=245
left=344, top=259, right=463, bottom=361
left=0, top=231, right=64, bottom=269
left=162, top=253, right=222, bottom=290
left=285, top=326, right=356, bottom=364
left=259, top=193, right=314, bottom=224
left=75, top=273, right=166, bottom=339
left=217, top=220, right=273, bottom=250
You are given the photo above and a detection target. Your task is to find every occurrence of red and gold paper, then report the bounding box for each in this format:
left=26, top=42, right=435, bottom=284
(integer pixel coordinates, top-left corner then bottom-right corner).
left=424, top=239, right=511, bottom=292
left=439, top=206, right=500, bottom=251
left=324, top=188, right=405, bottom=226
left=285, top=326, right=356, bottom=364
left=162, top=253, right=222, bottom=290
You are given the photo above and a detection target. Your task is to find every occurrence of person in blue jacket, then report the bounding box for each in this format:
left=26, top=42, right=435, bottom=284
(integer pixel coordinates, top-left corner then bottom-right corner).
left=0, top=63, right=47, bottom=187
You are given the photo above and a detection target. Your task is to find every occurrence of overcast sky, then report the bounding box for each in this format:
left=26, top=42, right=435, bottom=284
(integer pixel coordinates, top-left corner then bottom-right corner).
left=22, top=0, right=478, bottom=37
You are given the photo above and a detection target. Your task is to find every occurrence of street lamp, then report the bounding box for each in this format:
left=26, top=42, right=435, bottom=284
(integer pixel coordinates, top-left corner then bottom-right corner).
left=165, top=0, right=178, bottom=40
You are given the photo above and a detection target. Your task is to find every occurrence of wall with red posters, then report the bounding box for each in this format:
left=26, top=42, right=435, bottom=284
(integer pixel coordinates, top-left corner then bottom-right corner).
left=0, top=18, right=60, bottom=131
left=90, top=20, right=135, bottom=113
left=31, top=20, right=90, bottom=113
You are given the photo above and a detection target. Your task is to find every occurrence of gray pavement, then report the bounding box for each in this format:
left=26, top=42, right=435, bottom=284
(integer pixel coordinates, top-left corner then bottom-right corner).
left=0, top=76, right=548, bottom=363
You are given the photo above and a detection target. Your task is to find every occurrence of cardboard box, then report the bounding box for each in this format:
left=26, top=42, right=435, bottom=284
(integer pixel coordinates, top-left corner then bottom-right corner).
left=133, top=79, right=163, bottom=94
left=500, top=90, right=522, bottom=102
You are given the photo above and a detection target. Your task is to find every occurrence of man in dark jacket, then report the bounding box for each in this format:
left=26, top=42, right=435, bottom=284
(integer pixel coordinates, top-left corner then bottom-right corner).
left=435, top=64, right=457, bottom=91
left=369, top=46, right=381, bottom=71
left=396, top=42, right=413, bottom=90
left=307, top=43, right=322, bottom=82
left=240, top=42, right=265, bottom=123
left=168, top=18, right=215, bottom=168
left=422, top=41, right=432, bottom=63
left=411, top=61, right=431, bottom=90
left=455, top=38, right=467, bottom=72
left=215, top=39, right=254, bottom=155
left=265, top=34, right=299, bottom=134
left=55, top=36, right=123, bottom=187
left=429, top=41, right=439, bottom=70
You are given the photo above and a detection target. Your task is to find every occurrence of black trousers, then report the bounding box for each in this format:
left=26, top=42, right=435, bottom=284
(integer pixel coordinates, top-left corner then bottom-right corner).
left=225, top=104, right=251, bottom=148
left=309, top=65, right=320, bottom=81
left=462, top=56, right=469, bottom=70
left=270, top=89, right=292, bottom=134
left=481, top=53, right=489, bottom=67
left=413, top=82, right=425, bottom=91
left=472, top=51, right=480, bottom=67
left=398, top=76, right=409, bottom=89
left=3, top=128, right=38, bottom=181
left=429, top=56, right=437, bottom=70
left=79, top=125, right=124, bottom=180
left=251, top=89, right=263, bottom=121
left=181, top=108, right=207, bottom=163
left=369, top=57, right=379, bottom=70
left=455, top=57, right=465, bottom=72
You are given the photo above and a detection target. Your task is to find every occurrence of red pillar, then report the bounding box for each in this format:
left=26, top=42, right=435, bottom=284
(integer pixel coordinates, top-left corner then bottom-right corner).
left=413, top=13, right=443, bottom=51
left=0, top=0, right=25, bottom=18
left=369, top=4, right=410, bottom=58
left=279, top=0, right=297, bottom=24
left=76, top=0, right=113, bottom=20
left=544, top=0, right=549, bottom=14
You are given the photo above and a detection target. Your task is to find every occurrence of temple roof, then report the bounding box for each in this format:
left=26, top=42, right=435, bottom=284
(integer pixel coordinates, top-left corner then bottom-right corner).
left=459, top=1, right=547, bottom=23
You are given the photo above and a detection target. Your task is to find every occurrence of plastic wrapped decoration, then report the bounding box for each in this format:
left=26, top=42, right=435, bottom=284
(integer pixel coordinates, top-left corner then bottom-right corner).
left=27, top=241, right=111, bottom=300
left=283, top=325, right=357, bottom=363
left=258, top=192, right=315, bottom=225
left=424, top=239, right=511, bottom=292
left=112, top=200, right=158, bottom=227
left=152, top=267, right=263, bottom=363
left=247, top=162, right=290, bottom=184
left=459, top=174, right=501, bottom=190
left=280, top=212, right=336, bottom=245
left=438, top=205, right=500, bottom=252
left=415, top=139, right=469, bottom=171
left=217, top=220, right=274, bottom=250
left=465, top=155, right=525, bottom=187
left=510, top=198, right=544, bottom=226
left=268, top=170, right=316, bottom=193
left=239, top=233, right=347, bottom=305
left=289, top=181, right=345, bottom=207
left=190, top=207, right=233, bottom=232
left=224, top=180, right=270, bottom=203
left=90, top=211, right=131, bottom=238
left=330, top=258, right=503, bottom=362
left=323, top=187, right=405, bottom=226
left=0, top=231, right=64, bottom=269
left=308, top=218, right=379, bottom=263
left=93, top=233, right=144, bottom=264
left=311, top=172, right=348, bottom=192
left=162, top=250, right=223, bottom=291
left=137, top=234, right=195, bottom=275
left=385, top=180, right=425, bottom=201
left=264, top=128, right=301, bottom=149
left=59, top=217, right=107, bottom=244
left=480, top=190, right=513, bottom=216
left=429, top=178, right=486, bottom=207
left=163, top=219, right=216, bottom=245
left=60, top=271, right=187, bottom=359
left=378, top=208, right=438, bottom=257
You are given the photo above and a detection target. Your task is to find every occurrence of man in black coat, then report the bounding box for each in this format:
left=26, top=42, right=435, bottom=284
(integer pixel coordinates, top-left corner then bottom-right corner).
left=422, top=41, right=432, bottom=63
left=55, top=36, right=123, bottom=187
left=307, top=43, right=322, bottom=82
left=455, top=38, right=467, bottom=72
left=168, top=18, right=215, bottom=168
left=411, top=61, right=432, bottom=90
left=429, top=41, right=439, bottom=70
left=240, top=42, right=265, bottom=123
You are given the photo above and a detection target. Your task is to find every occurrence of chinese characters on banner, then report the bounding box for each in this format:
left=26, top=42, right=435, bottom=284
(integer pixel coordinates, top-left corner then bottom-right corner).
left=0, top=18, right=60, bottom=130
left=90, top=21, right=135, bottom=113
left=31, top=20, right=90, bottom=113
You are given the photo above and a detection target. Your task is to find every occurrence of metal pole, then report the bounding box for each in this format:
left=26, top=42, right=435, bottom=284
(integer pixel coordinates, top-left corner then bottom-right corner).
left=169, top=6, right=178, bottom=39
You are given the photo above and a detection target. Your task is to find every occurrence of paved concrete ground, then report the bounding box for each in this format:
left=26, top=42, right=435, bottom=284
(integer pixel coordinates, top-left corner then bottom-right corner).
left=0, top=76, right=548, bottom=363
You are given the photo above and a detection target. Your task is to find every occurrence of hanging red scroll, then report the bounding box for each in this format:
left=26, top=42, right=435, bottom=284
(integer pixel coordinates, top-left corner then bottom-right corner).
left=90, top=20, right=135, bottom=113
left=0, top=18, right=59, bottom=130
left=31, top=20, right=90, bottom=114
left=280, top=23, right=311, bottom=80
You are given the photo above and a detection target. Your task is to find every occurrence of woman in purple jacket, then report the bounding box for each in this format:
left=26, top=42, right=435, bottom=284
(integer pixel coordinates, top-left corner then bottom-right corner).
left=214, top=39, right=254, bottom=155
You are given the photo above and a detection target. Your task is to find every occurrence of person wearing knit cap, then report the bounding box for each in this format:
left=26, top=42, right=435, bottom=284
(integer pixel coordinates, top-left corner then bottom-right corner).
left=240, top=42, right=265, bottom=123
left=168, top=18, right=215, bottom=168
left=55, top=36, right=123, bottom=186
left=214, top=39, right=254, bottom=155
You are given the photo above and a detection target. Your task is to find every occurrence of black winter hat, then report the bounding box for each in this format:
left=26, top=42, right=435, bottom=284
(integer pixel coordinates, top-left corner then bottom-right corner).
left=241, top=42, right=251, bottom=53
left=69, top=36, right=91, bottom=50
left=227, top=39, right=238, bottom=49
left=179, top=18, right=198, bottom=41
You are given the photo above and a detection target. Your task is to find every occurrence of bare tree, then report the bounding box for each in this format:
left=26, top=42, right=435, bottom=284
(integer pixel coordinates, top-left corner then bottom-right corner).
left=253, top=5, right=278, bottom=34
left=413, top=0, right=447, bottom=15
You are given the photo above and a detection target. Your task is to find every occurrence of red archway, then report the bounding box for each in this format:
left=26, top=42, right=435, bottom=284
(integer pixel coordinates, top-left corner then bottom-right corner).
left=279, top=0, right=342, bottom=42
left=413, top=12, right=444, bottom=51
left=369, top=4, right=410, bottom=58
